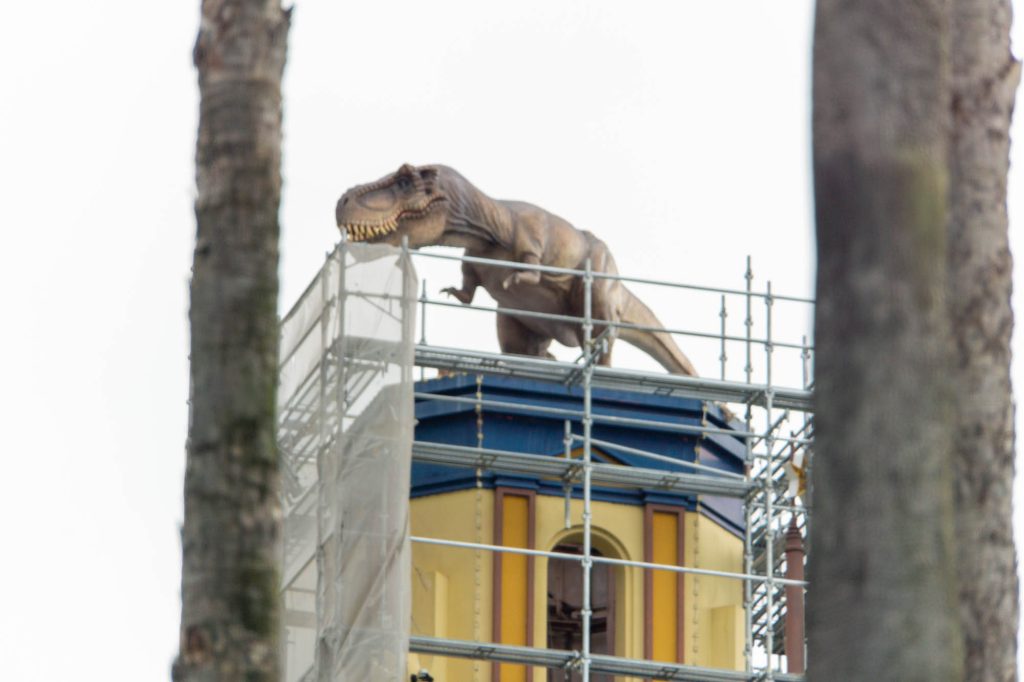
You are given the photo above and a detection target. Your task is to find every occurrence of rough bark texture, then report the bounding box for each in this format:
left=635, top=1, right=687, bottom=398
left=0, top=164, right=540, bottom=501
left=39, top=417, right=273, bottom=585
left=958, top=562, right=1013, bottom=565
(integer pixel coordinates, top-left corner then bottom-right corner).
left=174, top=2, right=290, bottom=680
left=809, top=1, right=963, bottom=680
left=949, top=1, right=1021, bottom=679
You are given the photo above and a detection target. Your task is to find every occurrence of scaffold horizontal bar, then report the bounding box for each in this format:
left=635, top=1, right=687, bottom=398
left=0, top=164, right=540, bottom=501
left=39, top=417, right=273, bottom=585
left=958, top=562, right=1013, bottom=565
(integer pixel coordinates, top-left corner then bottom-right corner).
left=570, top=434, right=747, bottom=478
left=414, top=344, right=813, bottom=411
left=409, top=248, right=815, bottom=304
left=424, top=296, right=809, bottom=351
left=408, top=636, right=805, bottom=681
left=410, top=535, right=806, bottom=586
left=412, top=440, right=751, bottom=496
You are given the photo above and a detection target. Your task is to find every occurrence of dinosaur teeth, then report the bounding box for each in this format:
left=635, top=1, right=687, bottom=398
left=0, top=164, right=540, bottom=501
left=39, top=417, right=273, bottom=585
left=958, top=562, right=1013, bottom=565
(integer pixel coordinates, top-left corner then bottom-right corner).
left=343, top=222, right=399, bottom=241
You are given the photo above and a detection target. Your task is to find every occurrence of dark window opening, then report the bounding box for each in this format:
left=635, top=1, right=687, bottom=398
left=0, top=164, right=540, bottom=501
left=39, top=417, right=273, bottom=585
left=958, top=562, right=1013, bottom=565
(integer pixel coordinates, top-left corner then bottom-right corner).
left=547, top=544, right=615, bottom=682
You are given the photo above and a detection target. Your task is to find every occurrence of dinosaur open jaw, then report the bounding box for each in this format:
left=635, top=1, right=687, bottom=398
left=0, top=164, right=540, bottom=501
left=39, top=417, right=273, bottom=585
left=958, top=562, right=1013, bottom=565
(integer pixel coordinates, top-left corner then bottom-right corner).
left=342, top=219, right=398, bottom=242
left=340, top=196, right=447, bottom=242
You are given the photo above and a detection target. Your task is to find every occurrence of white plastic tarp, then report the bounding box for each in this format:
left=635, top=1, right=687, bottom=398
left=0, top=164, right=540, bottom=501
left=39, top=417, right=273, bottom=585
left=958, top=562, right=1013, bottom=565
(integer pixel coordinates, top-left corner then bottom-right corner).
left=278, top=242, right=416, bottom=682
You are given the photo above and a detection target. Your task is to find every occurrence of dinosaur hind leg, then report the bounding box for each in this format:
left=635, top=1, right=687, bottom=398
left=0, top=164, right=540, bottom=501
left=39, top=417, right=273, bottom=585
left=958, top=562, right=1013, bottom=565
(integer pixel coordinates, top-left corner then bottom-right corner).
left=497, top=313, right=555, bottom=359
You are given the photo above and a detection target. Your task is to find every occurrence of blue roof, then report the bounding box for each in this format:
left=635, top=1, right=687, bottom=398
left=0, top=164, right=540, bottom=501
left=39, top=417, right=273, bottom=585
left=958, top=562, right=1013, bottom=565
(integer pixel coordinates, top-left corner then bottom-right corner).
left=413, top=374, right=747, bottom=534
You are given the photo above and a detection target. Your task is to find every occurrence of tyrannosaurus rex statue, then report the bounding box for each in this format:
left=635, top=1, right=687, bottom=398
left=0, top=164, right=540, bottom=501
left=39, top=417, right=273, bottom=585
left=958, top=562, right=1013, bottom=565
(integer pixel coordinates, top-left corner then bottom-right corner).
left=335, top=164, right=698, bottom=376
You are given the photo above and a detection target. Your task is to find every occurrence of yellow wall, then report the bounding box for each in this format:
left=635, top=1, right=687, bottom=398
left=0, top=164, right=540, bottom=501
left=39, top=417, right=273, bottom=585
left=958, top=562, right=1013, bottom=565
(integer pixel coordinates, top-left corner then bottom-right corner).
left=409, top=489, right=745, bottom=681
left=682, top=511, right=745, bottom=670
left=410, top=488, right=494, bottom=681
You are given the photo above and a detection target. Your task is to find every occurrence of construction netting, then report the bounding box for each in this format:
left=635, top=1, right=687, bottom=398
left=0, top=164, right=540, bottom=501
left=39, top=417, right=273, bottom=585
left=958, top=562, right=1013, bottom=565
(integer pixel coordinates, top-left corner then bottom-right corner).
left=278, top=242, right=416, bottom=682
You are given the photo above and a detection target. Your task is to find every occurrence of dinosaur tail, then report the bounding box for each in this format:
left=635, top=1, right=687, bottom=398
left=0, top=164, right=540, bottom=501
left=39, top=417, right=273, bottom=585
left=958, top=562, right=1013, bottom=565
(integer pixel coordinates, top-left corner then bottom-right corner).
left=617, top=287, right=699, bottom=376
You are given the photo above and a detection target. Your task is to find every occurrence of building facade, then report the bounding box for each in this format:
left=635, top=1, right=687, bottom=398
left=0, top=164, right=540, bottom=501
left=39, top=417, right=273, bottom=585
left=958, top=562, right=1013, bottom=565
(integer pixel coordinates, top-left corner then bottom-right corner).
left=409, top=375, right=748, bottom=681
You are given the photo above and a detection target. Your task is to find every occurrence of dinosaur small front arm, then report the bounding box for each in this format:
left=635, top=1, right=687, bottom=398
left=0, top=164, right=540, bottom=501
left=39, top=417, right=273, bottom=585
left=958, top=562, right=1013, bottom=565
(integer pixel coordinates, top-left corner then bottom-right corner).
left=441, top=262, right=480, bottom=304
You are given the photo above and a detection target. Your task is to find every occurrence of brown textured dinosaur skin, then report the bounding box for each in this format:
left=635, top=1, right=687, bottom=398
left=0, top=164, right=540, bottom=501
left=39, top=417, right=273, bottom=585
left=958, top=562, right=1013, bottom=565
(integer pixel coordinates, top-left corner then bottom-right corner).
left=335, top=163, right=699, bottom=376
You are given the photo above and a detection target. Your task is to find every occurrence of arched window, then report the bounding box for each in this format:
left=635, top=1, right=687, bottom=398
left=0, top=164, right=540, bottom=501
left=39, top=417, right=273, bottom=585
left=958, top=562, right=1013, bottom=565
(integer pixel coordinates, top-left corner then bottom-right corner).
left=546, top=544, right=615, bottom=682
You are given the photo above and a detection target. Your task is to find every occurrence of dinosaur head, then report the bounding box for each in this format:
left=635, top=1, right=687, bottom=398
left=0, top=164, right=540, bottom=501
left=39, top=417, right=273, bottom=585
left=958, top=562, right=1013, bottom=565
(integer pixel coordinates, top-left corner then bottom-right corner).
left=335, top=163, right=449, bottom=247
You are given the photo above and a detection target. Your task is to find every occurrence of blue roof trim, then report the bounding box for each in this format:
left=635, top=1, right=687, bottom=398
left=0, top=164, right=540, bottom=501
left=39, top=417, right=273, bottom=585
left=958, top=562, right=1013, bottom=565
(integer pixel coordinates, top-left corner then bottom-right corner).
left=412, top=375, right=747, bottom=531
left=417, top=374, right=736, bottom=421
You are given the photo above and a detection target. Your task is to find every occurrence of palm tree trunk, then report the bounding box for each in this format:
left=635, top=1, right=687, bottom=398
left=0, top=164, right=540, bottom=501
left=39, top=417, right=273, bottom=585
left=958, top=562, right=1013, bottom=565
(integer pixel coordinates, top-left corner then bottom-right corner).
left=174, top=2, right=290, bottom=680
left=949, top=2, right=1021, bottom=679
left=809, top=1, right=962, bottom=679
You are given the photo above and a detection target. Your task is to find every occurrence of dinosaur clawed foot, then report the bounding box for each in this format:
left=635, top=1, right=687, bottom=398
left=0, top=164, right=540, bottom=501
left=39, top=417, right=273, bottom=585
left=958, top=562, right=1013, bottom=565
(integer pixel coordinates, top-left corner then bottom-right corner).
left=441, top=286, right=472, bottom=304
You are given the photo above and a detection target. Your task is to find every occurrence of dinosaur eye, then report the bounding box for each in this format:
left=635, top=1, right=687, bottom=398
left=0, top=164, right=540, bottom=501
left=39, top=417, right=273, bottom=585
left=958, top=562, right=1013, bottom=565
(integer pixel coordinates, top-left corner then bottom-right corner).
left=396, top=175, right=412, bottom=191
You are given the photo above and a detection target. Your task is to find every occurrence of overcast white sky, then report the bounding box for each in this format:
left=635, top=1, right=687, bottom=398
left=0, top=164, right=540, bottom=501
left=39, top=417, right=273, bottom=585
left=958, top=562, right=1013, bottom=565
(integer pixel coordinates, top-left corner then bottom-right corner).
left=1, top=1, right=1021, bottom=679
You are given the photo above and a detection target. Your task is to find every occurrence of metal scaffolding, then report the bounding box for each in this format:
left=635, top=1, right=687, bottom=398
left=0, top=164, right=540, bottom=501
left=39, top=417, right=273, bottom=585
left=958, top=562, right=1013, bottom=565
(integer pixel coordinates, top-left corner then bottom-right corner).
left=406, top=248, right=813, bottom=681
left=278, top=241, right=814, bottom=682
